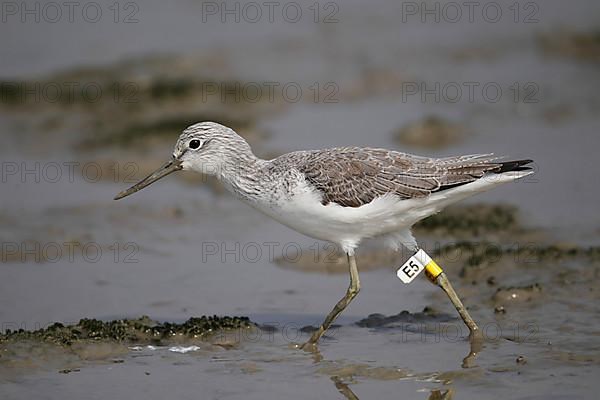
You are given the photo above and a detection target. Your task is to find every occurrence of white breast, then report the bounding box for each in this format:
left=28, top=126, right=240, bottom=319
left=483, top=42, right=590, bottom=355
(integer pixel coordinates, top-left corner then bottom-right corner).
left=245, top=171, right=533, bottom=253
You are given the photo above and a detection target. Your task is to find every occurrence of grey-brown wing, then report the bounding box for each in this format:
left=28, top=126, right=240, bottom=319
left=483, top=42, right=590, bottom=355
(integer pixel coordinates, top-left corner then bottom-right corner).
left=287, top=148, right=530, bottom=207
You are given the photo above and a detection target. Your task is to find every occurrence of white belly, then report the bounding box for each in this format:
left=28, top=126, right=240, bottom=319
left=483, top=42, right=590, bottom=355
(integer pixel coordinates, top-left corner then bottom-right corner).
left=247, top=171, right=532, bottom=252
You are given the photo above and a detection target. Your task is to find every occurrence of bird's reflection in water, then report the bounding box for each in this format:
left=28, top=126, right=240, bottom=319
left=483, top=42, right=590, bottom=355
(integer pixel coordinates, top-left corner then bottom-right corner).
left=331, top=376, right=360, bottom=400
left=297, top=333, right=482, bottom=399
left=301, top=332, right=484, bottom=368
left=428, top=388, right=454, bottom=400
left=331, top=376, right=454, bottom=400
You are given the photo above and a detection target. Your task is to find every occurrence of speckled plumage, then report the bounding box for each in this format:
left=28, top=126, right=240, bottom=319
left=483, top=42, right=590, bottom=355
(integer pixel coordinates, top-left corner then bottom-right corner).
left=164, top=122, right=533, bottom=252
left=177, top=122, right=531, bottom=207
left=114, top=121, right=533, bottom=347
left=119, top=122, right=532, bottom=253
left=270, top=148, right=529, bottom=208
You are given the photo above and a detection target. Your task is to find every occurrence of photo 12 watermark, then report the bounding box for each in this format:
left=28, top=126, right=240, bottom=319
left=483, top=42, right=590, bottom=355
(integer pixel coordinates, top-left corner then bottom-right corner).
left=1, top=241, right=140, bottom=264
left=199, top=81, right=340, bottom=104
left=0, top=81, right=139, bottom=105
left=1, top=161, right=141, bottom=184
left=200, top=1, right=339, bottom=23
left=0, top=318, right=539, bottom=345
left=197, top=239, right=551, bottom=266
left=0, top=80, right=340, bottom=106
left=1, top=1, right=140, bottom=23
left=207, top=319, right=539, bottom=345
left=400, top=1, right=540, bottom=24
left=401, top=81, right=541, bottom=104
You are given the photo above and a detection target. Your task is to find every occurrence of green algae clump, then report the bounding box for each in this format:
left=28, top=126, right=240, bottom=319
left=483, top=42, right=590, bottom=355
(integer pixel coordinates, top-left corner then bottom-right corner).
left=415, top=204, right=518, bottom=236
left=0, top=315, right=253, bottom=347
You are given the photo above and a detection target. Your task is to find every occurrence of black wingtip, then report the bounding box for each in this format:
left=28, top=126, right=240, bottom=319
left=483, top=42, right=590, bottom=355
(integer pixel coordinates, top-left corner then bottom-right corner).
left=497, top=159, right=534, bottom=173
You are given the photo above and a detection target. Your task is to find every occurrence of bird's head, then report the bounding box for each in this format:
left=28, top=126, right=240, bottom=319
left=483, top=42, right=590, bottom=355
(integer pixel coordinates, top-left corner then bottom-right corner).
left=114, top=121, right=248, bottom=200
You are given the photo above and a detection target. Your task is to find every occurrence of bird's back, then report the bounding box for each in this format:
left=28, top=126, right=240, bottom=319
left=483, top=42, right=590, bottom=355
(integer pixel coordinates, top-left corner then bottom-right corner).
left=269, top=147, right=533, bottom=208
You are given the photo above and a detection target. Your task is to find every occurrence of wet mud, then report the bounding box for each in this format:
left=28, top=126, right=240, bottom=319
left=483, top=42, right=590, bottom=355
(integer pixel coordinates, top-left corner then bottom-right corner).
left=2, top=2, right=600, bottom=398
left=393, top=116, right=468, bottom=150
left=538, top=30, right=600, bottom=62
left=0, top=315, right=253, bottom=346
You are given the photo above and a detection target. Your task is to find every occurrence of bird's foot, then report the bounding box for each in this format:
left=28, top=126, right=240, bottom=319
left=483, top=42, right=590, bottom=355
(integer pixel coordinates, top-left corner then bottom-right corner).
left=296, top=341, right=323, bottom=362
left=469, top=327, right=484, bottom=342
left=298, top=341, right=319, bottom=353
left=462, top=330, right=484, bottom=368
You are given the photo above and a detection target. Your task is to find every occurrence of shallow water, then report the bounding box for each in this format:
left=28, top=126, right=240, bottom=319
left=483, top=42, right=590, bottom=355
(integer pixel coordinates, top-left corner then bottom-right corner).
left=1, top=0, right=600, bottom=399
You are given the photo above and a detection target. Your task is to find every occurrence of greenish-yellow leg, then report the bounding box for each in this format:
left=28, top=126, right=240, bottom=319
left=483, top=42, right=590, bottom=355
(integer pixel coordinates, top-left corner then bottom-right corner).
left=434, top=272, right=482, bottom=340
left=301, top=253, right=360, bottom=349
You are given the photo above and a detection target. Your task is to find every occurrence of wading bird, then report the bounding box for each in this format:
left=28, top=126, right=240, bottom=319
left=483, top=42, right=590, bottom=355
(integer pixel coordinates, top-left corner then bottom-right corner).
left=115, top=122, right=533, bottom=349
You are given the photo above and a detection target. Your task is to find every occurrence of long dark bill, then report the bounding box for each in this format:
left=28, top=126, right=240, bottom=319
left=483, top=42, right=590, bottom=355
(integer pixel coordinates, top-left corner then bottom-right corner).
left=114, top=158, right=183, bottom=200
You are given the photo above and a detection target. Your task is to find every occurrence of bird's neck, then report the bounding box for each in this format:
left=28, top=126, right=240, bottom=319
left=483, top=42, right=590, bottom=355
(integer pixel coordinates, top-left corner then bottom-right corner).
left=218, top=144, right=268, bottom=201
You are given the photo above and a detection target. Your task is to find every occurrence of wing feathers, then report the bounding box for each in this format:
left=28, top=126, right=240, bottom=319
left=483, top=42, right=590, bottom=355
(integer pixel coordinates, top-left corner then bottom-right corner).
left=275, top=148, right=531, bottom=207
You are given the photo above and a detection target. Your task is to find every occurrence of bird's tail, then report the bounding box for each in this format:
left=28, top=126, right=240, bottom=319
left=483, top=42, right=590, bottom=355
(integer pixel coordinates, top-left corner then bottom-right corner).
left=495, top=159, right=534, bottom=173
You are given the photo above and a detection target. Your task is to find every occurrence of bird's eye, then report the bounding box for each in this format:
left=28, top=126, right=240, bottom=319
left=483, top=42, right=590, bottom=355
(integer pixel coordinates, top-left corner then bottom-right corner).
left=189, top=139, right=202, bottom=149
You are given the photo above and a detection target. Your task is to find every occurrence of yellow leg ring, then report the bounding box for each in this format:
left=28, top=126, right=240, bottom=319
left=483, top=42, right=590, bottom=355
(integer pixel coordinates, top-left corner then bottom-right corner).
left=425, top=260, right=443, bottom=283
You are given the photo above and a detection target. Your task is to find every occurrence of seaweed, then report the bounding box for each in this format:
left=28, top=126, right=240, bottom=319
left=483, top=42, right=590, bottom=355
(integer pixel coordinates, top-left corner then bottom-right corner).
left=1, top=315, right=253, bottom=347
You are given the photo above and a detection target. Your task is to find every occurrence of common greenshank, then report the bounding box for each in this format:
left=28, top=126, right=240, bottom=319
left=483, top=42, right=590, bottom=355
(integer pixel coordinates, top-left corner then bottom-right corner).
left=115, top=121, right=533, bottom=349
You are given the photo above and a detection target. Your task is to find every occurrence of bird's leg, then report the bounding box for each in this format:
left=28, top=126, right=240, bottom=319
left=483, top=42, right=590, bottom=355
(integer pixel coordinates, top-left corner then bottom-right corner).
left=462, top=333, right=483, bottom=368
left=427, top=266, right=482, bottom=340
left=301, top=253, right=360, bottom=350
left=331, top=376, right=360, bottom=400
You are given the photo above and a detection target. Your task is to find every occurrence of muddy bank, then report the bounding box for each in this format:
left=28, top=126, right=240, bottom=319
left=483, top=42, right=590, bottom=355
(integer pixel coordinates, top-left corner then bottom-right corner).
left=0, top=315, right=254, bottom=373
left=393, top=116, right=468, bottom=150
left=0, top=55, right=281, bottom=159
left=538, top=30, right=600, bottom=62
left=0, top=315, right=253, bottom=346
left=274, top=202, right=600, bottom=279
left=0, top=55, right=414, bottom=156
left=356, top=307, right=457, bottom=329
left=274, top=204, right=539, bottom=274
